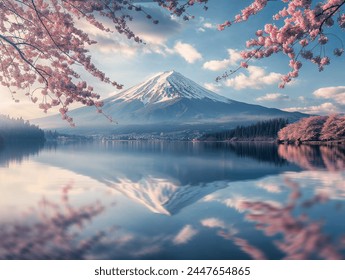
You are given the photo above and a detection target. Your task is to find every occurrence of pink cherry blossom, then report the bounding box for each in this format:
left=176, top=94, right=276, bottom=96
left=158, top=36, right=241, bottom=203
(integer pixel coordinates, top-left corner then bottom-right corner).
left=278, top=115, right=345, bottom=142
left=216, top=0, right=345, bottom=87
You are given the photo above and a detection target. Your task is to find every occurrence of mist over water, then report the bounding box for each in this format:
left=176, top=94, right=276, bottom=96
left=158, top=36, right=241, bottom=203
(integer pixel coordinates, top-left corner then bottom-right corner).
left=1, top=141, right=345, bottom=259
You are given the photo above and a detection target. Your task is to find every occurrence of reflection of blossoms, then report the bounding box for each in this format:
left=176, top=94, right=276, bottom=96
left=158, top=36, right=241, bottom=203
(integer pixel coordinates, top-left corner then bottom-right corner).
left=229, top=178, right=345, bottom=259
left=320, top=146, right=345, bottom=171
left=0, top=184, right=107, bottom=259
left=278, top=144, right=345, bottom=171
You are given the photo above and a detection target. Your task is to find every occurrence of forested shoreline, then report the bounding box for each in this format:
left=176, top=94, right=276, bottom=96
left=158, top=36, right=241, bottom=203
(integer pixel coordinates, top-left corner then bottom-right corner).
left=0, top=115, right=45, bottom=145
left=199, top=115, right=345, bottom=144
left=199, top=119, right=289, bottom=142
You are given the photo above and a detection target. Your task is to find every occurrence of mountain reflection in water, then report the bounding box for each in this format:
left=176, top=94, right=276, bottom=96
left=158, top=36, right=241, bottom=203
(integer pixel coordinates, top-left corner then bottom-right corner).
left=0, top=141, right=344, bottom=259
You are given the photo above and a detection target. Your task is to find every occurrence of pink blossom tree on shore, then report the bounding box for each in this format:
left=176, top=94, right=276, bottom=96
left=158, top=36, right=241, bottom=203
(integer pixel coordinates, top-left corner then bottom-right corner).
left=278, top=114, right=345, bottom=142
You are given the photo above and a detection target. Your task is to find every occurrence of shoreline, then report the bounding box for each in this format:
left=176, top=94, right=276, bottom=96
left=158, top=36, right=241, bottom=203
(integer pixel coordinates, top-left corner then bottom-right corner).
left=277, top=140, right=345, bottom=146
left=40, top=136, right=345, bottom=146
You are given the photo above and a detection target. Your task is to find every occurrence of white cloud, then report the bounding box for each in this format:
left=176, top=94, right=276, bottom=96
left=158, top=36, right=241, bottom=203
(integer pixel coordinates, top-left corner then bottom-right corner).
left=203, top=22, right=216, bottom=29
left=282, top=86, right=345, bottom=115
left=92, top=37, right=139, bottom=57
left=298, top=96, right=307, bottom=102
left=256, top=93, right=290, bottom=102
left=173, top=225, right=198, bottom=245
left=203, top=49, right=242, bottom=71
left=197, top=17, right=216, bottom=32
left=224, top=66, right=282, bottom=90
left=204, top=82, right=221, bottom=92
left=200, top=218, right=226, bottom=229
left=203, top=59, right=230, bottom=71
left=173, top=41, right=202, bottom=63
left=283, top=102, right=339, bottom=115
left=313, top=86, right=345, bottom=105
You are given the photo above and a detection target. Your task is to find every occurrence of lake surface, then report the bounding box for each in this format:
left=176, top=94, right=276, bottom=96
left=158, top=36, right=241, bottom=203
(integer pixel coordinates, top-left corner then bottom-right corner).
left=1, top=141, right=345, bottom=260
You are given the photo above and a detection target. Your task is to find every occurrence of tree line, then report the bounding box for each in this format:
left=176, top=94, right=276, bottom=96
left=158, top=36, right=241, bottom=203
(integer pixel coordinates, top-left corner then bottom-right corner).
left=200, top=118, right=289, bottom=141
left=0, top=115, right=45, bottom=144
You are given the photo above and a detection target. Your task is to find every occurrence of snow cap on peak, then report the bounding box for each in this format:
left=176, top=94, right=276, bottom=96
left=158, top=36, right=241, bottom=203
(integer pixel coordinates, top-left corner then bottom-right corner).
left=108, top=70, right=231, bottom=105
left=152, top=70, right=181, bottom=80
left=163, top=70, right=178, bottom=75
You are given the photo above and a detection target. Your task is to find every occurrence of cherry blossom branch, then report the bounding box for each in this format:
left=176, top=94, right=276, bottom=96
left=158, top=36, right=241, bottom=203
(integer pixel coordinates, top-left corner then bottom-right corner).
left=0, top=33, right=49, bottom=84
left=215, top=0, right=345, bottom=88
left=318, top=1, right=345, bottom=32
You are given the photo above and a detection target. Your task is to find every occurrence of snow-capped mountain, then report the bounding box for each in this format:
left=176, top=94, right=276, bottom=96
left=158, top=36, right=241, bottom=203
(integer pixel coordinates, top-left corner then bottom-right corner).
left=33, top=70, right=307, bottom=134
left=108, top=70, right=230, bottom=104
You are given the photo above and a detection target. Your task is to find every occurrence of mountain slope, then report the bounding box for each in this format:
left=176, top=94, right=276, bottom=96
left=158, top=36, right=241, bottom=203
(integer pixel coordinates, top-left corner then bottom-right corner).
left=33, top=70, right=307, bottom=135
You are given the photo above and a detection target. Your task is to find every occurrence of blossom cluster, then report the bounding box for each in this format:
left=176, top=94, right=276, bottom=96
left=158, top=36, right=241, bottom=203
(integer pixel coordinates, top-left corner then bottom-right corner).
left=218, top=0, right=345, bottom=87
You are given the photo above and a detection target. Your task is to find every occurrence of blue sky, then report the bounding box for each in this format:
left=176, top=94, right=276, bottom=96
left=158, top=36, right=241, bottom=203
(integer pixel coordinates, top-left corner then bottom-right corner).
left=1, top=0, right=344, bottom=119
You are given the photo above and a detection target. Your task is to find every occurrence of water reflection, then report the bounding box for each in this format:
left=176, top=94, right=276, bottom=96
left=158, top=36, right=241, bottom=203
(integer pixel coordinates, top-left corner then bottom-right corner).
left=0, top=184, right=108, bottom=259
left=34, top=142, right=345, bottom=216
left=0, top=141, right=44, bottom=167
left=224, top=177, right=345, bottom=259
left=227, top=142, right=288, bottom=166
left=0, top=141, right=345, bottom=259
left=278, top=144, right=345, bottom=171
left=33, top=142, right=302, bottom=215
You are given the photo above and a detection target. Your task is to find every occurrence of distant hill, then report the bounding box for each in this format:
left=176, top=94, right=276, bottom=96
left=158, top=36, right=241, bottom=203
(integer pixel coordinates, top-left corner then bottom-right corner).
left=0, top=115, right=45, bottom=144
left=32, top=71, right=307, bottom=137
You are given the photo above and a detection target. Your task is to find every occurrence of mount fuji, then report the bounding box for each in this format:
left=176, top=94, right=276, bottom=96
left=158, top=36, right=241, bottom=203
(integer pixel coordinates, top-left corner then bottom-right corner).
left=34, top=70, right=306, bottom=136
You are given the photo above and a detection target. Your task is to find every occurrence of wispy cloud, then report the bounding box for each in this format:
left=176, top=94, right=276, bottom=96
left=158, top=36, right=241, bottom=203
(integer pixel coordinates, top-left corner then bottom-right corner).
left=173, top=41, right=203, bottom=63
left=282, top=86, right=345, bottom=115
left=203, top=22, right=217, bottom=29
left=203, top=49, right=242, bottom=71
left=283, top=102, right=339, bottom=115
left=313, top=86, right=345, bottom=105
left=224, top=66, right=282, bottom=90
left=197, top=17, right=217, bottom=32
left=256, top=93, right=290, bottom=102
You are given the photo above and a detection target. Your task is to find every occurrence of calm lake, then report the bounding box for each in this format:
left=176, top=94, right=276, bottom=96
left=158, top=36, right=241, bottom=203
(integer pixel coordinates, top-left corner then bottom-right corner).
left=1, top=141, right=345, bottom=260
